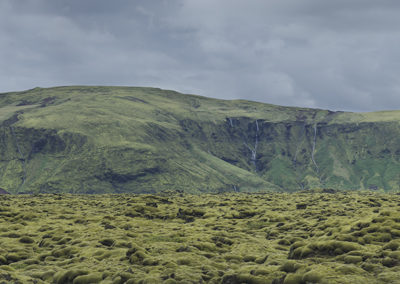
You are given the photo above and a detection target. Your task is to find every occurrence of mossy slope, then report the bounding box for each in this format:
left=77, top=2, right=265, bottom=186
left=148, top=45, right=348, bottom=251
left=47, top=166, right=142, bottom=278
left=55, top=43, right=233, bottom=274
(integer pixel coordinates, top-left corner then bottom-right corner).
left=1, top=86, right=400, bottom=193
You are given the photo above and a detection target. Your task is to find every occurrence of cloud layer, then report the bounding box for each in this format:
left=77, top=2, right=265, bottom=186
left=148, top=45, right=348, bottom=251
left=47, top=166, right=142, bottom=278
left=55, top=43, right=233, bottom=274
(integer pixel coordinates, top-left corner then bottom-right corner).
left=2, top=0, right=400, bottom=111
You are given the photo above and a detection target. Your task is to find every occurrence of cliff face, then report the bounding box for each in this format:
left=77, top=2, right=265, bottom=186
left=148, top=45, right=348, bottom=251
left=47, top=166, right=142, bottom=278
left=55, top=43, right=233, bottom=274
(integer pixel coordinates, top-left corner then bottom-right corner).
left=176, top=117, right=400, bottom=192
left=1, top=86, right=400, bottom=193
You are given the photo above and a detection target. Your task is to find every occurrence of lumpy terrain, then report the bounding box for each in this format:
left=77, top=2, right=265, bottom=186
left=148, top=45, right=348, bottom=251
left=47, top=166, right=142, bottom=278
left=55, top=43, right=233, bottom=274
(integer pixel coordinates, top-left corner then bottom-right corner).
left=0, top=191, right=400, bottom=283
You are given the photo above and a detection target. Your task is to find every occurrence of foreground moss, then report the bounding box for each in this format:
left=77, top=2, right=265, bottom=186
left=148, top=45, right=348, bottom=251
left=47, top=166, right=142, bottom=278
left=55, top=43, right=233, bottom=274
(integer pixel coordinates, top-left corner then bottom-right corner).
left=0, top=191, right=399, bottom=283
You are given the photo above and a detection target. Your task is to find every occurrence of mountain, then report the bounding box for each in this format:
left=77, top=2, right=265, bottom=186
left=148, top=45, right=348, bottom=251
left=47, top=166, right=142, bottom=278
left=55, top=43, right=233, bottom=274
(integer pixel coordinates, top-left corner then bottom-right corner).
left=1, top=86, right=400, bottom=194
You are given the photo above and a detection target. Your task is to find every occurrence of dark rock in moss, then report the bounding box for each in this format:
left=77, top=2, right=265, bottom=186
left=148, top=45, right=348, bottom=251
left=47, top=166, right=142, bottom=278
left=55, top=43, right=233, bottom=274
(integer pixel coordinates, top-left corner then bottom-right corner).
left=2, top=232, right=21, bottom=238
left=99, top=238, right=115, bottom=247
left=255, top=255, right=269, bottom=264
left=278, top=239, right=291, bottom=246
left=242, top=255, right=257, bottom=262
left=382, top=257, right=398, bottom=267
left=0, top=255, right=7, bottom=264
left=221, top=274, right=239, bottom=284
left=104, top=223, right=116, bottom=229
left=142, top=257, right=159, bottom=266
left=296, top=203, right=307, bottom=210
left=211, top=236, right=234, bottom=246
left=176, top=246, right=191, bottom=252
left=126, top=246, right=139, bottom=257
left=0, top=188, right=10, bottom=194
left=19, top=236, right=34, bottom=244
left=321, top=188, right=338, bottom=194
left=38, top=239, right=52, bottom=248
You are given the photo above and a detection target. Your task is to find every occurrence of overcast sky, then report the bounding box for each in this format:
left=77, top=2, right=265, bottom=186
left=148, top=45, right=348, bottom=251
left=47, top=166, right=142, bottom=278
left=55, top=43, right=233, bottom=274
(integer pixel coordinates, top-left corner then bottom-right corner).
left=2, top=0, right=400, bottom=111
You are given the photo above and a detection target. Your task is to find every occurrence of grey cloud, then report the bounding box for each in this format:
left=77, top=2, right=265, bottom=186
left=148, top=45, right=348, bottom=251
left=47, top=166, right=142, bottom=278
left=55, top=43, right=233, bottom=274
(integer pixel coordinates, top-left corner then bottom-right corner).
left=1, top=0, right=400, bottom=111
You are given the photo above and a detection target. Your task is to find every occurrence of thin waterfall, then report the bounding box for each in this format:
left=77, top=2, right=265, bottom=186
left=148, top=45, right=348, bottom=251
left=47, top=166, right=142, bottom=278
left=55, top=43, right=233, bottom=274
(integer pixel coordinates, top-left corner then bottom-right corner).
left=244, top=120, right=259, bottom=168
left=311, top=124, right=319, bottom=173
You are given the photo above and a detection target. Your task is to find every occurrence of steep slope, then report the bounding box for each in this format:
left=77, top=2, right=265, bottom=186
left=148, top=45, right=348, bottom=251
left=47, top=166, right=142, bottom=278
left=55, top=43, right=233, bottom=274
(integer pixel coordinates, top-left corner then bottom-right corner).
left=0, top=86, right=400, bottom=193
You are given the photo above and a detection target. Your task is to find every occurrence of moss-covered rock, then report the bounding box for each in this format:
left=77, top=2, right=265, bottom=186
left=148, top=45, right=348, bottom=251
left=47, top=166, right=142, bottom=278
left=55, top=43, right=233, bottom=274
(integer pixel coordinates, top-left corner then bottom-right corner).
left=19, top=236, right=34, bottom=244
left=53, top=269, right=89, bottom=284
left=280, top=260, right=303, bottom=273
left=72, top=273, right=103, bottom=284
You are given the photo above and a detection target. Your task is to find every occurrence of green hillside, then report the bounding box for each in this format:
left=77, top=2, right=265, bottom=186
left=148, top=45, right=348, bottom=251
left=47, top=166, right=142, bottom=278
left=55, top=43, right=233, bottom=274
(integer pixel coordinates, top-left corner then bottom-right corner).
left=0, top=86, right=400, bottom=194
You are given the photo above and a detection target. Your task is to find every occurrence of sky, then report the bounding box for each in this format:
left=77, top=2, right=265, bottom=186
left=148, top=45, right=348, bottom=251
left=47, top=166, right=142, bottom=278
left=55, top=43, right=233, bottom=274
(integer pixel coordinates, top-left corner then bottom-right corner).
left=1, top=0, right=400, bottom=112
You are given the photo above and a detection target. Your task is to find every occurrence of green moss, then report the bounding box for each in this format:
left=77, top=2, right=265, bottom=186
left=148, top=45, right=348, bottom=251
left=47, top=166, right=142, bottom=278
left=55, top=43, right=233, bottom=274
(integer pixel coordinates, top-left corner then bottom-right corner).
left=53, top=269, right=89, bottom=284
left=72, top=273, right=103, bottom=284
left=302, top=270, right=323, bottom=283
left=52, top=247, right=78, bottom=258
left=0, top=192, right=400, bottom=282
left=388, top=251, right=400, bottom=260
left=139, top=277, right=162, bottom=284
left=0, top=255, right=7, bottom=264
left=129, top=250, right=147, bottom=264
left=6, top=252, right=29, bottom=263
left=335, top=264, right=365, bottom=274
left=221, top=273, right=265, bottom=284
left=242, top=255, right=257, bottom=262
left=192, top=241, right=216, bottom=252
left=177, top=257, right=193, bottom=266
left=343, top=255, right=363, bottom=264
left=382, top=240, right=399, bottom=251
left=283, top=273, right=303, bottom=284
left=255, top=255, right=269, bottom=264
left=142, top=257, right=159, bottom=266
left=280, top=260, right=303, bottom=273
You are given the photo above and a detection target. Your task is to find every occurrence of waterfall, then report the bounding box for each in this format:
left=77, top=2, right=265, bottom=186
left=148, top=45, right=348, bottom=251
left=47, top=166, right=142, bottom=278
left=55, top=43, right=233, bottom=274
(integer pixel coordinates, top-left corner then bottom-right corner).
left=311, top=124, right=319, bottom=173
left=229, top=118, right=233, bottom=127
left=244, top=120, right=260, bottom=169
left=244, top=142, right=257, bottom=163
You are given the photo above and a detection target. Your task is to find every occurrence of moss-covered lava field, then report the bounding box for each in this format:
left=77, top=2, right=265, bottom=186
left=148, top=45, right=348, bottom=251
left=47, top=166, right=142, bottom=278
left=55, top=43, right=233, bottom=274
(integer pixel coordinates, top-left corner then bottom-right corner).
left=1, top=191, right=400, bottom=283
